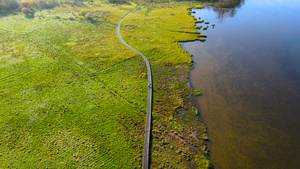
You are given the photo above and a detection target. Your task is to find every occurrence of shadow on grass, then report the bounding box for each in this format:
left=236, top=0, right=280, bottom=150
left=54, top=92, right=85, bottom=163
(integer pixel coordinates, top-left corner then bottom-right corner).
left=25, top=14, right=35, bottom=19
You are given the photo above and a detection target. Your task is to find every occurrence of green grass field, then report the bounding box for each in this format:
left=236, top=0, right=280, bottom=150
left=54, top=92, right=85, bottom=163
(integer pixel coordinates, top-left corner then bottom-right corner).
left=1, top=1, right=211, bottom=168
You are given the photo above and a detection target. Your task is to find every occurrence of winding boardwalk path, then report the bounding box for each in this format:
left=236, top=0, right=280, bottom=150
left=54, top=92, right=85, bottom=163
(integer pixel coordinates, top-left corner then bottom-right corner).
left=117, top=8, right=152, bottom=169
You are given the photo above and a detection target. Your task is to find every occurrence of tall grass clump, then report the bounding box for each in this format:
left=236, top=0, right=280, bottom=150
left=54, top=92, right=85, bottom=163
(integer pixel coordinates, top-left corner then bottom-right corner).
left=195, top=154, right=213, bottom=169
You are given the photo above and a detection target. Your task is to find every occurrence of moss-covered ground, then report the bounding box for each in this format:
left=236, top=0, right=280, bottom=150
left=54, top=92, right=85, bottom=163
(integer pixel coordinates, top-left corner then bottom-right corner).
left=1, top=1, right=211, bottom=168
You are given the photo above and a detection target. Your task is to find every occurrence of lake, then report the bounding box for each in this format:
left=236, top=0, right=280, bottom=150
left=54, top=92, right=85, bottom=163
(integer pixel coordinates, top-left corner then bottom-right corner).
left=181, top=0, right=300, bottom=168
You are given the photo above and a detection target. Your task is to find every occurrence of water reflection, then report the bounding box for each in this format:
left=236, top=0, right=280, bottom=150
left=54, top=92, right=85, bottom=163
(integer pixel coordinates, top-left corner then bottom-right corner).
left=205, top=0, right=246, bottom=23
left=184, top=1, right=300, bottom=168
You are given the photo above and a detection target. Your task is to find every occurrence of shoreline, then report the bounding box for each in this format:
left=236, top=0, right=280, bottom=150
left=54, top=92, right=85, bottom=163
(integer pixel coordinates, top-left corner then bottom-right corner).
left=119, top=3, right=214, bottom=168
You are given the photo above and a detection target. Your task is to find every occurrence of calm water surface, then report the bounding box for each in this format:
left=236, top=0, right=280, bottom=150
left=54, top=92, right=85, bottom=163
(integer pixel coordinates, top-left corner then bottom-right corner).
left=181, top=0, right=300, bottom=168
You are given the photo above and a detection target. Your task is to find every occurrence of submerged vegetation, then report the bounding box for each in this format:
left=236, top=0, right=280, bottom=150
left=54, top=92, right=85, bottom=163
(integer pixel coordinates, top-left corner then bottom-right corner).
left=194, top=90, right=202, bottom=96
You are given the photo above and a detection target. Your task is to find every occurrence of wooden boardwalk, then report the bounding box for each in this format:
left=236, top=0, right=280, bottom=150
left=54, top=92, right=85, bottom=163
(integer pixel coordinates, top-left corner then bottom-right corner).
left=117, top=8, right=152, bottom=169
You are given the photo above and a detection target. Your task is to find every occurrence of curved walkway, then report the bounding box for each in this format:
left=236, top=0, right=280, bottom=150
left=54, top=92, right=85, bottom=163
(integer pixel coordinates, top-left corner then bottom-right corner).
left=117, top=8, right=152, bottom=169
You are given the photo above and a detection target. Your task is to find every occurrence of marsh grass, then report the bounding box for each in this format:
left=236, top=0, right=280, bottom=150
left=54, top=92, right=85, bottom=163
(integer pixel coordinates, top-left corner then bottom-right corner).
left=0, top=2, right=146, bottom=168
left=0, top=1, right=210, bottom=168
left=121, top=3, right=211, bottom=168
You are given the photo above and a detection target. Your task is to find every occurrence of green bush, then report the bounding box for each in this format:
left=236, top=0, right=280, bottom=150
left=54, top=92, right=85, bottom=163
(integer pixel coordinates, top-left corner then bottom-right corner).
left=204, top=21, right=209, bottom=24
left=0, top=0, right=19, bottom=13
left=195, top=154, right=213, bottom=169
left=21, top=7, right=33, bottom=15
left=202, top=134, right=208, bottom=140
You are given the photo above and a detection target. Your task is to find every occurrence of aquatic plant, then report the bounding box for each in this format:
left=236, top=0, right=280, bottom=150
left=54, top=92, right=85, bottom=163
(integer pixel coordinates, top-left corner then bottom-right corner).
left=212, top=24, right=215, bottom=27
left=195, top=20, right=204, bottom=23
left=195, top=26, right=202, bottom=29
left=194, top=5, right=204, bottom=9
left=199, top=38, right=206, bottom=42
left=194, top=90, right=202, bottom=96
left=204, top=21, right=209, bottom=24
left=203, top=27, right=207, bottom=30
left=198, top=35, right=207, bottom=38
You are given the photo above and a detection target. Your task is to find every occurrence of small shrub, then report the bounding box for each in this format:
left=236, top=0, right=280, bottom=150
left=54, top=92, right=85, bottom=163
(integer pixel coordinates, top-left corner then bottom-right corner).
left=21, top=1, right=30, bottom=7
left=21, top=7, right=32, bottom=15
left=85, top=12, right=92, bottom=19
left=35, top=0, right=57, bottom=9
left=194, top=90, right=202, bottom=96
left=80, top=10, right=88, bottom=16
left=212, top=24, right=215, bottom=27
left=0, top=0, right=19, bottom=13
left=192, top=106, right=198, bottom=116
left=164, top=62, right=173, bottom=66
left=195, top=154, right=212, bottom=169
left=204, top=21, right=209, bottom=24
left=202, top=134, right=208, bottom=140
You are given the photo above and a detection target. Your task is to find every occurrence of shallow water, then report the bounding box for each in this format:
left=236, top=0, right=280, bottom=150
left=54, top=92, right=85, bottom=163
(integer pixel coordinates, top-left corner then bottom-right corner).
left=181, top=1, right=300, bottom=168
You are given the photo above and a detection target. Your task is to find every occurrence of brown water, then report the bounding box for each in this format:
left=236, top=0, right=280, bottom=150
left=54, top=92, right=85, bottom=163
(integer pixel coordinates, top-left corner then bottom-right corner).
left=181, top=1, right=300, bottom=168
